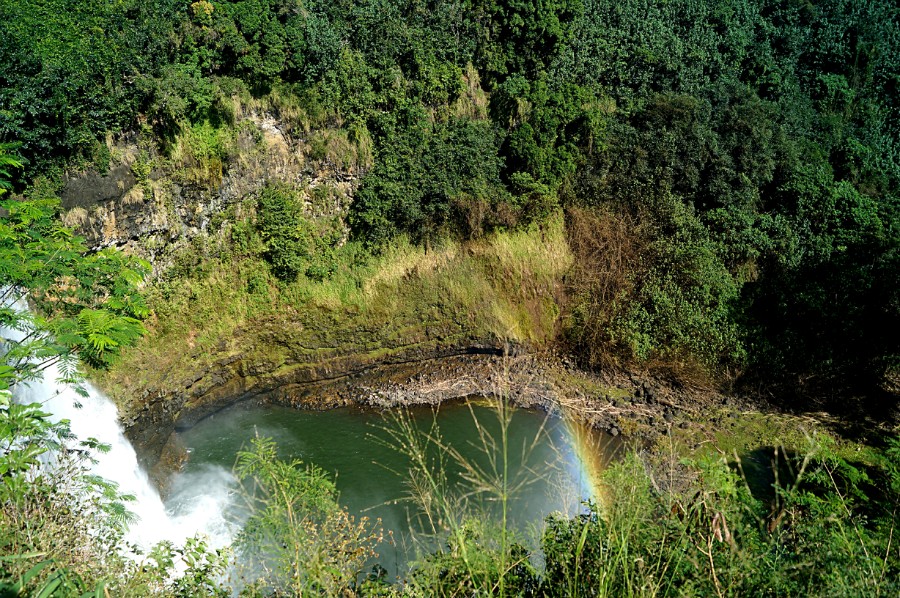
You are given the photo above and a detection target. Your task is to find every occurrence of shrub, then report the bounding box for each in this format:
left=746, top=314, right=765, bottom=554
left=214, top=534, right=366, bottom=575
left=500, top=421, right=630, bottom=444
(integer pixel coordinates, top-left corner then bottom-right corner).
left=233, top=436, right=382, bottom=595
left=256, top=185, right=312, bottom=281
left=540, top=439, right=900, bottom=597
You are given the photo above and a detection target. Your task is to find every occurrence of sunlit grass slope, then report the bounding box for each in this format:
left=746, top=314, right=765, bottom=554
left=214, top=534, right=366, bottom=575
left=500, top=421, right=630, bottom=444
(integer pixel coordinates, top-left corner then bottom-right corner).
left=100, top=214, right=572, bottom=404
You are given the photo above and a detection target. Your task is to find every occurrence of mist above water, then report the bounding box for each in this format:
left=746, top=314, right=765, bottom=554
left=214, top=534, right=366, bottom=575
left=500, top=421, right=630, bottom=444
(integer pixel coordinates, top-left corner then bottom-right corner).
left=17, top=367, right=236, bottom=551
left=3, top=299, right=236, bottom=555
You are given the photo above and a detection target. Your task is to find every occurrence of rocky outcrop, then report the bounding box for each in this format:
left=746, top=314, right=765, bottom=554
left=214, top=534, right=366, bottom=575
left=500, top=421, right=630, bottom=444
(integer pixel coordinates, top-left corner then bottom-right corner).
left=59, top=109, right=361, bottom=272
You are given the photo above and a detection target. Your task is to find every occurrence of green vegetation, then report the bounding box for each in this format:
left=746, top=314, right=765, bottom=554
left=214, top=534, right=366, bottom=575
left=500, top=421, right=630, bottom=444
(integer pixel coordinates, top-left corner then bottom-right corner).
left=539, top=439, right=900, bottom=597
left=556, top=0, right=900, bottom=385
left=0, top=397, right=231, bottom=597
left=3, top=0, right=897, bottom=395
left=224, top=399, right=900, bottom=598
left=0, top=193, right=149, bottom=379
left=101, top=209, right=572, bottom=403
left=351, top=116, right=510, bottom=246
left=233, top=436, right=382, bottom=595
left=1, top=196, right=898, bottom=596
left=3, top=0, right=900, bottom=595
left=0, top=150, right=230, bottom=594
left=256, top=185, right=342, bottom=282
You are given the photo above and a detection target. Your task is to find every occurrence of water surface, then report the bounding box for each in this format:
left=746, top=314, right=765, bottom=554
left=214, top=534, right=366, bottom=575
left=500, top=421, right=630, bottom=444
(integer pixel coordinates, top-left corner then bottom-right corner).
left=167, top=399, right=619, bottom=577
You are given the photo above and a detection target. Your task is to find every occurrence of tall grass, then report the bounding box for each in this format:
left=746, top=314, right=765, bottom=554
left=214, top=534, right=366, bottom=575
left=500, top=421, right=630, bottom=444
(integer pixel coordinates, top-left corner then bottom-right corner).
left=375, top=361, right=577, bottom=597
left=101, top=212, right=572, bottom=405
left=539, top=433, right=900, bottom=597
left=372, top=371, right=900, bottom=597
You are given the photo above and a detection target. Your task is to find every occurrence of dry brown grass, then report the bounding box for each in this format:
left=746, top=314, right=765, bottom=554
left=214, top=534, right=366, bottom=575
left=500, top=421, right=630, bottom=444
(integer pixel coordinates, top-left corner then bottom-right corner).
left=646, top=353, right=717, bottom=392
left=62, top=206, right=88, bottom=228
left=564, top=206, right=645, bottom=369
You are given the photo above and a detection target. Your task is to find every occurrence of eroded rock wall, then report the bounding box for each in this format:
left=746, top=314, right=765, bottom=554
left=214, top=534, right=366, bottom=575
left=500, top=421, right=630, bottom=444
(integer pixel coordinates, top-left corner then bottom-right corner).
left=60, top=109, right=360, bottom=274
left=58, top=108, right=382, bottom=470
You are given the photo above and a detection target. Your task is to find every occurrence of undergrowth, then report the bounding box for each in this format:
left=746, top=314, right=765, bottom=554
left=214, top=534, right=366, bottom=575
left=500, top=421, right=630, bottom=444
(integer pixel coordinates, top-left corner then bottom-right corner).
left=363, top=384, right=900, bottom=597
left=99, top=210, right=572, bottom=405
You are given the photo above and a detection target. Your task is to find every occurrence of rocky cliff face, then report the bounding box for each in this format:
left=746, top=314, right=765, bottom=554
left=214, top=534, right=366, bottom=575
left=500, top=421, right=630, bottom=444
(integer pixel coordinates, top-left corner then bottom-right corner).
left=59, top=105, right=581, bottom=477
left=58, top=107, right=386, bottom=470
left=59, top=108, right=361, bottom=274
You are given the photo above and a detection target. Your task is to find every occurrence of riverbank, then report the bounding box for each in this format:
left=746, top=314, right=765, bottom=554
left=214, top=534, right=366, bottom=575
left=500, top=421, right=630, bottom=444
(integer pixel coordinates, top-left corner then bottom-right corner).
left=85, top=190, right=891, bottom=485
left=128, top=335, right=882, bottom=495
left=117, top=344, right=656, bottom=485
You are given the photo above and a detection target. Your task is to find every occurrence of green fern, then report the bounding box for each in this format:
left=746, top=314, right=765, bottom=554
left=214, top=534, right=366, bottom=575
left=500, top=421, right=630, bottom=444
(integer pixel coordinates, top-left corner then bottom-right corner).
left=75, top=309, right=145, bottom=367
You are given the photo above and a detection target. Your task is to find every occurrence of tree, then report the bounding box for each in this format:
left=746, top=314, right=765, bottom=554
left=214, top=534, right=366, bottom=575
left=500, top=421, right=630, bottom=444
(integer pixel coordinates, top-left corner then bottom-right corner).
left=1, top=196, right=149, bottom=384
left=0, top=143, right=23, bottom=196
left=0, top=145, right=148, bottom=383
left=0, top=145, right=231, bottom=596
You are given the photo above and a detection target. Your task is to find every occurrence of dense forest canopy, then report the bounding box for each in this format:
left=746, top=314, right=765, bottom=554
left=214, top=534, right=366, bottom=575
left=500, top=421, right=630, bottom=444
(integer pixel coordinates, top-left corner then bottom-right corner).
left=3, top=2, right=900, bottom=596
left=1, top=0, right=898, bottom=394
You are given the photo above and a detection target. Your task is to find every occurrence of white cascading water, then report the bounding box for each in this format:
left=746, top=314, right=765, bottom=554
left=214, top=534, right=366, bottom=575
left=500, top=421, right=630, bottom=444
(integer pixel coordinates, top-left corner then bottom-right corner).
left=4, top=298, right=235, bottom=554
left=14, top=369, right=237, bottom=551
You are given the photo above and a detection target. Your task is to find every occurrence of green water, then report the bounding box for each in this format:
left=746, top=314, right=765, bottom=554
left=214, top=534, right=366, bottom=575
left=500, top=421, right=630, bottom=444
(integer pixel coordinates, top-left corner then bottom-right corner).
left=166, top=399, right=618, bottom=577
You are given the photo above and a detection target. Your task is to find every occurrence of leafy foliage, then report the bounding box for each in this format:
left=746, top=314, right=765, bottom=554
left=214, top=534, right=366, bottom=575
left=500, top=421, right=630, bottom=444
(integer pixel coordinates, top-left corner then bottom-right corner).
left=0, top=0, right=181, bottom=174
left=0, top=393, right=232, bottom=597
left=233, top=436, right=382, bottom=595
left=2, top=0, right=897, bottom=395
left=555, top=0, right=900, bottom=384
left=0, top=143, right=23, bottom=196
left=0, top=154, right=231, bottom=595
left=255, top=184, right=342, bottom=282
left=0, top=396, right=130, bottom=593
left=351, top=116, right=509, bottom=245
left=1, top=196, right=149, bottom=381
left=2, top=2, right=899, bottom=590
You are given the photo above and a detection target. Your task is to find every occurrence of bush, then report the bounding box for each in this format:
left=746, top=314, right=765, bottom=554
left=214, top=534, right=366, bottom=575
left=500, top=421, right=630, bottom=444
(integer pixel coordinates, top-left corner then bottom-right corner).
left=564, top=201, right=745, bottom=379
left=233, top=436, right=382, bottom=595
left=350, top=116, right=510, bottom=246
left=256, top=185, right=311, bottom=281
left=540, top=439, right=900, bottom=597
left=0, top=398, right=230, bottom=597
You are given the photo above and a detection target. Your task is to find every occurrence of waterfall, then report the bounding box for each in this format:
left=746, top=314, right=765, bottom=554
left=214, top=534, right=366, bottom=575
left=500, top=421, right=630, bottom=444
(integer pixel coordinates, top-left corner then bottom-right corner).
left=14, top=369, right=237, bottom=551
left=3, top=298, right=235, bottom=554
